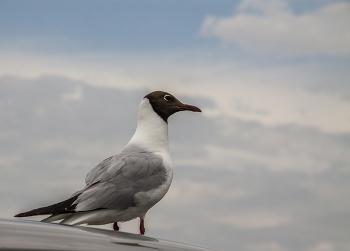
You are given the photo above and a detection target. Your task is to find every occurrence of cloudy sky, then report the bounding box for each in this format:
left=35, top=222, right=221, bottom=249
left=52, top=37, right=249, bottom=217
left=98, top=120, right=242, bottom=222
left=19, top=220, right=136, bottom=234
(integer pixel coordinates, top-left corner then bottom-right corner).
left=0, top=0, right=349, bottom=251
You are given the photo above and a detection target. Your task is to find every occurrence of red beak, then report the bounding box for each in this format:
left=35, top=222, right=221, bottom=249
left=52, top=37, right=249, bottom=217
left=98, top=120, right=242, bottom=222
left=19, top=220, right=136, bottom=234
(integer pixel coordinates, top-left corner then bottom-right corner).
left=178, top=104, right=202, bottom=112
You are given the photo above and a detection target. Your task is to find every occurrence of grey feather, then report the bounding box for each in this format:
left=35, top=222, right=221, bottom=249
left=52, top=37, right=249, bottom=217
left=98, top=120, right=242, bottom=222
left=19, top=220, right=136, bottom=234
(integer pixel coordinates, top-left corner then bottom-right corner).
left=74, top=146, right=167, bottom=212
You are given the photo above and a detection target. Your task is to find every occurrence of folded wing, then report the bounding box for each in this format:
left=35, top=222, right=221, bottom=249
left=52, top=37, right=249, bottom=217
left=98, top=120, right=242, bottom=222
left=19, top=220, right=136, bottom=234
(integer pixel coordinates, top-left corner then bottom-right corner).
left=15, top=147, right=167, bottom=217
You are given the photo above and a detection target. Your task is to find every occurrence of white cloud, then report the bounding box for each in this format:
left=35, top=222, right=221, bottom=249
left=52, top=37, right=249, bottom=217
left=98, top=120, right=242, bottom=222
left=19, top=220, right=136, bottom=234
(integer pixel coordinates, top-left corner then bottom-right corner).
left=203, top=144, right=331, bottom=173
left=175, top=125, right=350, bottom=173
left=306, top=242, right=334, bottom=251
left=246, top=241, right=288, bottom=251
left=165, top=179, right=249, bottom=205
left=1, top=49, right=350, bottom=133
left=62, top=86, right=83, bottom=101
left=217, top=212, right=292, bottom=229
left=300, top=180, right=350, bottom=207
left=200, top=0, right=350, bottom=56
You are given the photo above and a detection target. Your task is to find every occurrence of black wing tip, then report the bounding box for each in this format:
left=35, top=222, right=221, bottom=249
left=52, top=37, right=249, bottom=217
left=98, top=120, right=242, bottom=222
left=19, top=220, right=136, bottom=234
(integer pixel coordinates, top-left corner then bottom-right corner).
left=13, top=194, right=80, bottom=218
left=14, top=212, right=25, bottom=217
left=14, top=209, right=45, bottom=217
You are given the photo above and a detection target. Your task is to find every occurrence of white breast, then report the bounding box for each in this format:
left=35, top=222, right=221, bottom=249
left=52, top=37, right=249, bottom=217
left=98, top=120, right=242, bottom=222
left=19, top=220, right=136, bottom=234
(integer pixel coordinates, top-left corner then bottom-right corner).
left=127, top=98, right=170, bottom=154
left=125, top=98, right=174, bottom=218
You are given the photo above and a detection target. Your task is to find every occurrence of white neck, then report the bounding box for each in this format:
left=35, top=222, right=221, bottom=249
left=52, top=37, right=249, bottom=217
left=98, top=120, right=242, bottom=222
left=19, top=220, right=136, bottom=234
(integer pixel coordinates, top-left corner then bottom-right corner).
left=126, top=98, right=169, bottom=153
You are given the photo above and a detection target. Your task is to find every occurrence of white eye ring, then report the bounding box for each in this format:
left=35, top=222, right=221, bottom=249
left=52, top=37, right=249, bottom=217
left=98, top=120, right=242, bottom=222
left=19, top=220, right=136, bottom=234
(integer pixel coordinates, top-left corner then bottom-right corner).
left=164, top=95, right=171, bottom=101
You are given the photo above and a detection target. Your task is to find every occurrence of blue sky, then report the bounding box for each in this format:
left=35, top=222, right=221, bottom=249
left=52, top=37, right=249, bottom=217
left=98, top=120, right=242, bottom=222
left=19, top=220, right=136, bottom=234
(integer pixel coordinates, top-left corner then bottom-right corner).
left=1, top=0, right=346, bottom=52
left=0, top=0, right=234, bottom=52
left=0, top=1, right=349, bottom=251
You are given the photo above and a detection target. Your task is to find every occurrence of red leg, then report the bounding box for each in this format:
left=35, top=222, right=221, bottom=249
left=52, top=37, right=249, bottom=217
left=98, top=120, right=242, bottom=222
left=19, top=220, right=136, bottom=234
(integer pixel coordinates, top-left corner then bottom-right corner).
left=140, top=219, right=145, bottom=235
left=113, top=222, right=119, bottom=231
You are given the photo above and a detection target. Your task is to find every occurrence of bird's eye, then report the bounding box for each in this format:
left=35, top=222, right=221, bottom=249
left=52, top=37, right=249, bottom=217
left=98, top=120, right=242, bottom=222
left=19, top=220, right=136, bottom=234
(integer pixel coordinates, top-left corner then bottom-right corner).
left=164, top=95, right=172, bottom=101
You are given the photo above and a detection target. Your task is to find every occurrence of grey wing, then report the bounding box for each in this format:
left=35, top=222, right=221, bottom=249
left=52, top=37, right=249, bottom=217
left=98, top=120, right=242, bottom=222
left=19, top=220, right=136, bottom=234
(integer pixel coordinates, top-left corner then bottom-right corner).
left=75, top=151, right=167, bottom=212
left=85, top=155, right=125, bottom=186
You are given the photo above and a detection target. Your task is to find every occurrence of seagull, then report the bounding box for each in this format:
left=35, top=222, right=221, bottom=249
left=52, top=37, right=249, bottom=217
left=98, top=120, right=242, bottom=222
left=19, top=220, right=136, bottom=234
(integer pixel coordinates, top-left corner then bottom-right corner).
left=15, top=91, right=201, bottom=235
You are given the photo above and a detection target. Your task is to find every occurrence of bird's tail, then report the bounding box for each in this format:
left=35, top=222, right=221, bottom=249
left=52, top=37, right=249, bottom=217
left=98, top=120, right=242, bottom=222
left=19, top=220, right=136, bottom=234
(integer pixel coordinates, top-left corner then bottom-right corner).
left=14, top=194, right=79, bottom=217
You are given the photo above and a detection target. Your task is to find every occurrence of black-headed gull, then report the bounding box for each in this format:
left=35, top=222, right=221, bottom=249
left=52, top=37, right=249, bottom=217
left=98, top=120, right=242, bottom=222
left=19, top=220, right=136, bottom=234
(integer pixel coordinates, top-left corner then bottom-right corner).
left=15, top=91, right=201, bottom=235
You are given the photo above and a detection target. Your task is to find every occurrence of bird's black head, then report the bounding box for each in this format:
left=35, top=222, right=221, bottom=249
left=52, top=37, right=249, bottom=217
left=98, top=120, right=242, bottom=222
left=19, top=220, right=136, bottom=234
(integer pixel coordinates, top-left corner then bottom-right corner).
left=144, top=91, right=201, bottom=122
